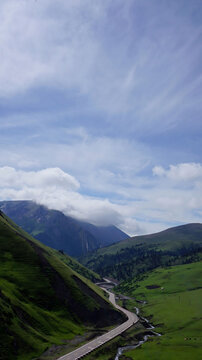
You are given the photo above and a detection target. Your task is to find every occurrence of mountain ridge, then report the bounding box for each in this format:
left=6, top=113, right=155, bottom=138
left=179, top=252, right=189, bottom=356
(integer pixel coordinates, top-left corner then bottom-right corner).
left=0, top=200, right=128, bottom=257
left=81, top=222, right=202, bottom=281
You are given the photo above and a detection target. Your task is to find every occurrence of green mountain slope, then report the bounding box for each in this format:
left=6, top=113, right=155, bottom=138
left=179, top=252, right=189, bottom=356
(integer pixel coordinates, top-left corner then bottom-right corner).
left=81, top=224, right=202, bottom=281
left=119, top=261, right=202, bottom=360
left=0, top=201, right=128, bottom=257
left=0, top=211, right=124, bottom=360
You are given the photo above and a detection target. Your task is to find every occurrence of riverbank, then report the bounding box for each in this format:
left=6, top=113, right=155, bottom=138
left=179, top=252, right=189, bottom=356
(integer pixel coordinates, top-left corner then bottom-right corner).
left=114, top=305, right=161, bottom=360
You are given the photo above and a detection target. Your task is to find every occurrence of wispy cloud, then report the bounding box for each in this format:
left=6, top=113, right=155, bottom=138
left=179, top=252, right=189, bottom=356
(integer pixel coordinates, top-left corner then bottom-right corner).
left=153, top=163, right=202, bottom=182
left=0, top=1, right=202, bottom=234
left=0, top=0, right=201, bottom=134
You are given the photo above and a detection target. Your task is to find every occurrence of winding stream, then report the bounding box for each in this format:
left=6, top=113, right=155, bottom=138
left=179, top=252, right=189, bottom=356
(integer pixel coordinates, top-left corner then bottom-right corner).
left=114, top=306, right=161, bottom=360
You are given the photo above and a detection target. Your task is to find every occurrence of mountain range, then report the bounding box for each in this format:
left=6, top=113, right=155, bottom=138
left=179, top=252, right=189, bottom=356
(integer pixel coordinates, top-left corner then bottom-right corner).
left=0, top=201, right=127, bottom=257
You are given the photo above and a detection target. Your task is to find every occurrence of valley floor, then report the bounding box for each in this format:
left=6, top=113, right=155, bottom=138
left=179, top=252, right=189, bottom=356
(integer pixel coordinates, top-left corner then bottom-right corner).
left=119, top=261, right=202, bottom=360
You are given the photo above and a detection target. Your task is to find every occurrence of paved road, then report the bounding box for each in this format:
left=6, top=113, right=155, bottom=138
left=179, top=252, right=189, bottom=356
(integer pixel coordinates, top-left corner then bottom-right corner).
left=57, top=289, right=138, bottom=360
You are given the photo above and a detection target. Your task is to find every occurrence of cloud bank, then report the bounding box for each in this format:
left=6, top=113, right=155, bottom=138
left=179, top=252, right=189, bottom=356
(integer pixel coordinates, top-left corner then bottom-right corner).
left=0, top=164, right=201, bottom=235
left=0, top=166, right=122, bottom=227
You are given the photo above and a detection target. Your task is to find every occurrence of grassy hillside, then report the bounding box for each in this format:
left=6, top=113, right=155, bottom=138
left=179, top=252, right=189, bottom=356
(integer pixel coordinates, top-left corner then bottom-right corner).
left=0, top=211, right=124, bottom=360
left=118, top=261, right=202, bottom=360
left=81, top=224, right=202, bottom=281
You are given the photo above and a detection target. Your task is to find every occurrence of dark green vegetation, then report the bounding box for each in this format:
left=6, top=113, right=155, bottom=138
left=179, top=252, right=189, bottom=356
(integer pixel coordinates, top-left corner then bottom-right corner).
left=0, top=201, right=127, bottom=257
left=0, top=210, right=124, bottom=360
left=119, top=261, right=202, bottom=360
left=82, top=224, right=202, bottom=281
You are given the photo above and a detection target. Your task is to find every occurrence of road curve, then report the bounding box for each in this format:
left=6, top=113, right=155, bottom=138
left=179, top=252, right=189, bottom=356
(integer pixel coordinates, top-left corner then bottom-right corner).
left=57, top=289, right=138, bottom=360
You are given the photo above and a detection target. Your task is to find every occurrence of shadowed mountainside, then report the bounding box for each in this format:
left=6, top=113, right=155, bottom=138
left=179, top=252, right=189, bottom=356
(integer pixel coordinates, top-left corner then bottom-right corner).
left=0, top=201, right=128, bottom=257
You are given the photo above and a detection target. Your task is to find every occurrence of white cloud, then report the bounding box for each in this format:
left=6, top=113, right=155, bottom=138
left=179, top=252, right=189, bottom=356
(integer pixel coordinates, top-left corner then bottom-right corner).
left=0, top=166, right=122, bottom=226
left=0, top=167, right=79, bottom=190
left=0, top=133, right=151, bottom=191
left=153, top=163, right=202, bottom=182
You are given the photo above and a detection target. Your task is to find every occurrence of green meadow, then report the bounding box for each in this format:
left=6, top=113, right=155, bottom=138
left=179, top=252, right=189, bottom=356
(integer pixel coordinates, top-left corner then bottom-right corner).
left=120, top=261, right=202, bottom=360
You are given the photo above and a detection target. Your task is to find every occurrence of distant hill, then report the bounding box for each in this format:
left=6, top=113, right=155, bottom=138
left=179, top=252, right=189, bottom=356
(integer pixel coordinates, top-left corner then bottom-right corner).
left=0, top=201, right=128, bottom=257
left=81, top=223, right=202, bottom=281
left=0, top=210, right=124, bottom=360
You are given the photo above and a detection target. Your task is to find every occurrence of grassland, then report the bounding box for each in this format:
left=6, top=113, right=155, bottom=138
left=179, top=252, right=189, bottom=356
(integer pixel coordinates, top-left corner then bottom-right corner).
left=118, top=261, right=202, bottom=360
left=0, top=211, right=123, bottom=360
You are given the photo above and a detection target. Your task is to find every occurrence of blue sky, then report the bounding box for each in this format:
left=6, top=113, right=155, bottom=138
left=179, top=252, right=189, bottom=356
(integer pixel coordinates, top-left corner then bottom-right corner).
left=0, top=0, right=202, bottom=235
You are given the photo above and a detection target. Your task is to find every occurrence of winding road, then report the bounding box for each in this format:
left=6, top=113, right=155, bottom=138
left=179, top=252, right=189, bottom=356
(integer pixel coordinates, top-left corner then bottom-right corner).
left=57, top=289, right=139, bottom=360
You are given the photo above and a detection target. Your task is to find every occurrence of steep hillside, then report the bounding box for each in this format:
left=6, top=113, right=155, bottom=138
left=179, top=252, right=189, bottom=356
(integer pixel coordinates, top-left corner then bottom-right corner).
left=0, top=211, right=124, bottom=360
left=0, top=201, right=128, bottom=257
left=81, top=224, right=202, bottom=281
